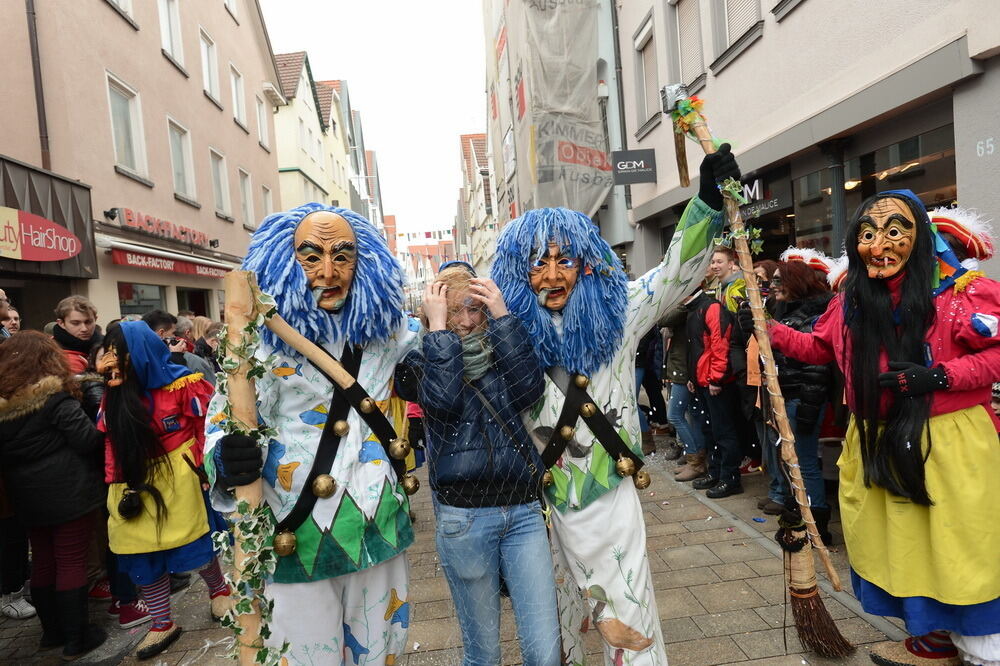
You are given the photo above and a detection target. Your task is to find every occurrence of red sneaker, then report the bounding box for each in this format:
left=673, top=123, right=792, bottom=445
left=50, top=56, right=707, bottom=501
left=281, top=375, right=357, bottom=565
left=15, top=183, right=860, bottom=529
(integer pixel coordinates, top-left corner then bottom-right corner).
left=107, top=599, right=121, bottom=617
left=117, top=599, right=152, bottom=629
left=739, top=457, right=762, bottom=475
left=88, top=578, right=111, bottom=601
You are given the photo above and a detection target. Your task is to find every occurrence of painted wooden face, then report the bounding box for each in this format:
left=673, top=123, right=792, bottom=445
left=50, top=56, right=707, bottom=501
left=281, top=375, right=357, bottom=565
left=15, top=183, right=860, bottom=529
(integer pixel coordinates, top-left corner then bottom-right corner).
left=294, top=212, right=357, bottom=312
left=97, top=347, right=124, bottom=387
left=529, top=243, right=580, bottom=311
left=857, top=197, right=916, bottom=279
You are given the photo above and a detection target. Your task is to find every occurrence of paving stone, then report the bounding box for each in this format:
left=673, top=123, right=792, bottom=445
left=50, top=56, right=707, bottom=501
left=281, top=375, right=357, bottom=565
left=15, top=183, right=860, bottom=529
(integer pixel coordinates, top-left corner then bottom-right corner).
left=661, top=616, right=704, bottom=644
left=754, top=604, right=790, bottom=628
left=407, top=617, right=465, bottom=651
left=656, top=503, right=717, bottom=522
left=832, top=616, right=888, bottom=645
left=719, top=655, right=806, bottom=666
left=747, top=557, right=785, bottom=576
left=645, top=534, right=684, bottom=551
left=409, top=576, right=454, bottom=604
left=711, top=562, right=758, bottom=581
left=661, top=544, right=723, bottom=570
left=401, top=646, right=463, bottom=665
left=705, top=539, right=774, bottom=564
left=753, top=574, right=790, bottom=605
left=679, top=527, right=748, bottom=546
left=415, top=598, right=456, bottom=621
left=682, top=517, right=729, bottom=532
left=651, top=566, right=721, bottom=591
left=664, top=635, right=747, bottom=666
left=644, top=521, right=689, bottom=537
left=734, top=627, right=804, bottom=659
left=656, top=586, right=707, bottom=620
left=688, top=580, right=767, bottom=613
left=692, top=608, right=770, bottom=637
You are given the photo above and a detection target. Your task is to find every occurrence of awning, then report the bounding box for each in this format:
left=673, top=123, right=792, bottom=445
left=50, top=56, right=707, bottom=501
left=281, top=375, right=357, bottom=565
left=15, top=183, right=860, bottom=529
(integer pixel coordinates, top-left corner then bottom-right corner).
left=103, top=238, right=239, bottom=279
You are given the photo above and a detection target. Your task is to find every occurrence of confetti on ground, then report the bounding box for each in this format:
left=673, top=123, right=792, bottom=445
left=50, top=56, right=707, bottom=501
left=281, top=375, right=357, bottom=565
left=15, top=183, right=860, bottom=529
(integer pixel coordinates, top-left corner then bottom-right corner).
left=649, top=492, right=655, bottom=496
left=752, top=517, right=767, bottom=523
left=705, top=516, right=713, bottom=522
left=661, top=501, right=669, bottom=505
left=413, top=643, right=421, bottom=650
left=726, top=527, right=734, bottom=532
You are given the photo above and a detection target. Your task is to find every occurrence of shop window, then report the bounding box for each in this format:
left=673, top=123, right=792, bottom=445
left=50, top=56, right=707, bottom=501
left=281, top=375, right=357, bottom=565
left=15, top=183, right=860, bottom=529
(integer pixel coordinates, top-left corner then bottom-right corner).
left=118, top=283, right=164, bottom=316
left=210, top=148, right=231, bottom=215
left=157, top=0, right=183, bottom=65
left=230, top=65, right=247, bottom=126
left=106, top=73, right=147, bottom=176
left=200, top=30, right=219, bottom=100
left=793, top=169, right=834, bottom=254
left=873, top=124, right=956, bottom=207
left=256, top=97, right=269, bottom=147
left=168, top=118, right=195, bottom=198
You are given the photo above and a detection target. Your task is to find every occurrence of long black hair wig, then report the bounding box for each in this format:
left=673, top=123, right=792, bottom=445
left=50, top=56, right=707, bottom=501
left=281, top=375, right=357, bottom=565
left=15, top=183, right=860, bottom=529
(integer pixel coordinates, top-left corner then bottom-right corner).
left=102, top=324, right=171, bottom=525
left=842, top=191, right=937, bottom=505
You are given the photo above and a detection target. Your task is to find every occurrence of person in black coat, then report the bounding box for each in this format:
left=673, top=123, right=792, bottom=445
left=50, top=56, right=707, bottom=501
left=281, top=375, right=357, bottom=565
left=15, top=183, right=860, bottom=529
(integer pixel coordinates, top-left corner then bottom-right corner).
left=0, top=331, right=107, bottom=659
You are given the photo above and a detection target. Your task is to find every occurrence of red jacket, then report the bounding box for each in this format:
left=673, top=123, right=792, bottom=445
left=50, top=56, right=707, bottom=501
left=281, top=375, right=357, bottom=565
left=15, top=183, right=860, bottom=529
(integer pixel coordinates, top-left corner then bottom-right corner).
left=687, top=295, right=735, bottom=387
left=62, top=349, right=89, bottom=374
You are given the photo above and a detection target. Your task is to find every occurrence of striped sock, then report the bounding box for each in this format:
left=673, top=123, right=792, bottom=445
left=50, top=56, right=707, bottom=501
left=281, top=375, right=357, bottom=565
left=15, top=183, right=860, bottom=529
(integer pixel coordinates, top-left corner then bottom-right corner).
left=138, top=574, right=173, bottom=631
left=198, top=559, right=229, bottom=599
left=905, top=631, right=957, bottom=658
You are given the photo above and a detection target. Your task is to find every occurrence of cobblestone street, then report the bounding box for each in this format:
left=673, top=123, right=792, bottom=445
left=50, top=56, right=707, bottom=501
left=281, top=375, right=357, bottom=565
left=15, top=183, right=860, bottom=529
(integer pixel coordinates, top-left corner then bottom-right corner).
left=0, top=434, right=906, bottom=665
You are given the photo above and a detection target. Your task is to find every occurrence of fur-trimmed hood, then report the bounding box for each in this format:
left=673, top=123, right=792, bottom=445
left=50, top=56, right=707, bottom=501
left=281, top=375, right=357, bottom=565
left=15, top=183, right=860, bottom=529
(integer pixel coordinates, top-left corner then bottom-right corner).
left=0, top=376, right=67, bottom=423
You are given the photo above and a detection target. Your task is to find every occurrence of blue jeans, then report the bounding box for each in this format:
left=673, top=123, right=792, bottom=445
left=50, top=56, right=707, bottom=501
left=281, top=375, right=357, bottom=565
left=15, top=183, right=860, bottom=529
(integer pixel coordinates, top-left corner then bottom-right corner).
left=785, top=398, right=827, bottom=509
left=435, top=501, right=561, bottom=666
left=635, top=368, right=649, bottom=432
left=667, top=382, right=705, bottom=454
left=756, top=417, right=788, bottom=504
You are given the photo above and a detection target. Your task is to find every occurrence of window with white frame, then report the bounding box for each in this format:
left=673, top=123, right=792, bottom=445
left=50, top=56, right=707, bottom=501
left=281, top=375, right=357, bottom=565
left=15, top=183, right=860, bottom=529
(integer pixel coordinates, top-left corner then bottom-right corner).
left=200, top=30, right=219, bottom=99
left=158, top=0, right=183, bottom=63
left=675, top=0, right=704, bottom=84
left=316, top=139, right=323, bottom=168
left=224, top=0, right=238, bottom=19
left=634, top=18, right=659, bottom=123
left=209, top=149, right=230, bottom=214
left=167, top=119, right=195, bottom=197
left=307, top=128, right=315, bottom=160
left=255, top=97, right=269, bottom=147
left=106, top=73, right=146, bottom=175
left=108, top=0, right=133, bottom=16
left=238, top=169, right=254, bottom=226
left=717, top=0, right=760, bottom=51
left=261, top=185, right=273, bottom=217
left=298, top=118, right=306, bottom=152
left=230, top=65, right=246, bottom=125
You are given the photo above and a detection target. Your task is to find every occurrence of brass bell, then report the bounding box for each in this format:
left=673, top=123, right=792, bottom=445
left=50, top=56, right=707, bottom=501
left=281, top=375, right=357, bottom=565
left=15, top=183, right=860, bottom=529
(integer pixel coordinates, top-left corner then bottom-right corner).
left=574, top=375, right=590, bottom=389
left=333, top=420, right=350, bottom=437
left=402, top=474, right=420, bottom=495
left=359, top=397, right=376, bottom=414
left=543, top=470, right=554, bottom=487
left=273, top=531, right=297, bottom=557
left=388, top=438, right=411, bottom=460
left=634, top=469, right=651, bottom=490
left=559, top=425, right=575, bottom=441
left=616, top=455, right=636, bottom=478
left=311, top=474, right=337, bottom=499
left=580, top=402, right=597, bottom=418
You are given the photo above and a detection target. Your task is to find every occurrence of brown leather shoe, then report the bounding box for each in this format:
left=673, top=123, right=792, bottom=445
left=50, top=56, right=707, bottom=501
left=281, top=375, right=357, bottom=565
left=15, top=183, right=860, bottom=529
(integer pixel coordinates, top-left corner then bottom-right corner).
left=674, top=452, right=706, bottom=481
left=641, top=432, right=656, bottom=455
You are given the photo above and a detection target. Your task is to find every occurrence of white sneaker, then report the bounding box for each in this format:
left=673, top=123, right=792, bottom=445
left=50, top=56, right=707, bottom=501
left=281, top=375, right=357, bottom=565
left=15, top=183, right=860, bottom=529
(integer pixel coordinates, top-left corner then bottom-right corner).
left=1, top=592, right=37, bottom=619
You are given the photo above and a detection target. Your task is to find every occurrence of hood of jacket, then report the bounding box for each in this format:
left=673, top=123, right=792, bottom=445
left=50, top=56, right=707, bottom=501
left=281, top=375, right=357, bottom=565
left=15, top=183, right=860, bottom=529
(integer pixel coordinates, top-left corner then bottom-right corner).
left=0, top=376, right=66, bottom=423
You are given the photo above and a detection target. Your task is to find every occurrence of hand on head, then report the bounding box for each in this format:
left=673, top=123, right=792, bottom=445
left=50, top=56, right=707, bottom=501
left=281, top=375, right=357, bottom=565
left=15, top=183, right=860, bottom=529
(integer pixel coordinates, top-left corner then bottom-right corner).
left=423, top=282, right=449, bottom=331
left=467, top=278, right=508, bottom=319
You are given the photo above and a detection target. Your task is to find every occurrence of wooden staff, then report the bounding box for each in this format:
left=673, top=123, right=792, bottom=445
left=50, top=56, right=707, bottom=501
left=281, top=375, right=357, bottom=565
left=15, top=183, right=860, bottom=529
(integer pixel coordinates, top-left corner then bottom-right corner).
left=222, top=270, right=264, bottom=665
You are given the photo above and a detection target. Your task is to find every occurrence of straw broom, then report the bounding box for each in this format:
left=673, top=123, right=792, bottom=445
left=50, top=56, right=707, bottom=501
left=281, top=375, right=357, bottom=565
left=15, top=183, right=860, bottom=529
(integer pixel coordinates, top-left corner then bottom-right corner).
left=678, top=113, right=854, bottom=658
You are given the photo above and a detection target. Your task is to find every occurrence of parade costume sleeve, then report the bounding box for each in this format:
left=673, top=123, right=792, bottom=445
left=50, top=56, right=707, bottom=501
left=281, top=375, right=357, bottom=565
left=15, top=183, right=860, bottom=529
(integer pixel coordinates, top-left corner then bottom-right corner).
left=939, top=277, right=1000, bottom=392
left=625, top=196, right=724, bottom=341
left=769, top=294, right=841, bottom=366
left=166, top=375, right=213, bottom=464
left=419, top=331, right=466, bottom=419
left=703, top=302, right=730, bottom=385
left=486, top=314, right=544, bottom=412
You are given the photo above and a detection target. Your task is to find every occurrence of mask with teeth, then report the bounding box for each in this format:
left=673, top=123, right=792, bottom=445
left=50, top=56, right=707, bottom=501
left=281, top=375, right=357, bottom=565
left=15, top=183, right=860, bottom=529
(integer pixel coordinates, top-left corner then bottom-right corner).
left=856, top=197, right=915, bottom=279
left=96, top=347, right=124, bottom=387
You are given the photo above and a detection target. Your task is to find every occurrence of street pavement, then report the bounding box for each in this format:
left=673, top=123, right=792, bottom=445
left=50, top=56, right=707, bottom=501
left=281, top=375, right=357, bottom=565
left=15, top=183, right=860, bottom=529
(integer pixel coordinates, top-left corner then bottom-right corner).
left=0, top=433, right=905, bottom=665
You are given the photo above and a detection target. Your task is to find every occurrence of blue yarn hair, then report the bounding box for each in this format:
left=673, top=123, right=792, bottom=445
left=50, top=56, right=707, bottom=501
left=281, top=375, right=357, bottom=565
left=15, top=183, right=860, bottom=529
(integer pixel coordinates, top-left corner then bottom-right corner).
left=243, top=202, right=404, bottom=356
left=491, top=207, right=627, bottom=376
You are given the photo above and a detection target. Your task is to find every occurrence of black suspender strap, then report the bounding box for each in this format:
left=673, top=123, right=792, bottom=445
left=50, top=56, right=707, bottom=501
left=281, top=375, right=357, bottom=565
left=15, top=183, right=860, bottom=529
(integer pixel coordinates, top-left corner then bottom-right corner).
left=540, top=368, right=644, bottom=473
left=276, top=342, right=362, bottom=535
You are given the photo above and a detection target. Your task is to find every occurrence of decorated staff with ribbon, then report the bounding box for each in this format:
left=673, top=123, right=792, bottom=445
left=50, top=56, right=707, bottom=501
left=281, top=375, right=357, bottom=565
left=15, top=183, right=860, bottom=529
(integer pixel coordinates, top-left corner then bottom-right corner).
left=204, top=204, right=420, bottom=665
left=491, top=152, right=734, bottom=665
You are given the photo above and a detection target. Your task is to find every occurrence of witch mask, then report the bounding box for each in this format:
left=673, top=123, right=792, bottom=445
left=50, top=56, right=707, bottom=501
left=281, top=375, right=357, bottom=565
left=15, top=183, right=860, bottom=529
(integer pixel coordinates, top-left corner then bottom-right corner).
left=856, top=197, right=916, bottom=279
left=97, top=347, right=124, bottom=387
left=294, top=211, right=357, bottom=312
left=529, top=243, right=581, bottom=311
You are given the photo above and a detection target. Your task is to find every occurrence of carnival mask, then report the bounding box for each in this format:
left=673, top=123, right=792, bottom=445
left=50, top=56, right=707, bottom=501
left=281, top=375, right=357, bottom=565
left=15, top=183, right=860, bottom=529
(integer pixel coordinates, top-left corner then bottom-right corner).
left=857, top=198, right=916, bottom=279
left=529, top=243, right=580, bottom=311
left=96, top=347, right=124, bottom=387
left=294, top=212, right=357, bottom=312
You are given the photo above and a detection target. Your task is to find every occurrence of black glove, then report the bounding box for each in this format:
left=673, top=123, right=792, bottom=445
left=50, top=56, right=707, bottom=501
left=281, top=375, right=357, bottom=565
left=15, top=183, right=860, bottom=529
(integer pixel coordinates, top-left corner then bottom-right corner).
left=698, top=143, right=741, bottom=211
left=736, top=306, right=755, bottom=335
left=218, top=433, right=262, bottom=487
left=878, top=361, right=949, bottom=396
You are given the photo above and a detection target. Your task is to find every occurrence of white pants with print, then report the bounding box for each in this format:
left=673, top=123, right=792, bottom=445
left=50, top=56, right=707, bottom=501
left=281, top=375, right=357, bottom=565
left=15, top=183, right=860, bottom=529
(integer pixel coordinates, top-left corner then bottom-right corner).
left=549, top=481, right=666, bottom=665
left=267, top=553, right=410, bottom=666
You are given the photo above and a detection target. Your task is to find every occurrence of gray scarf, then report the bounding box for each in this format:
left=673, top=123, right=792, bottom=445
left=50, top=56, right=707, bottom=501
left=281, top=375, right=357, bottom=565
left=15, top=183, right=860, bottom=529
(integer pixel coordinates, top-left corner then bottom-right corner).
left=461, top=331, right=492, bottom=382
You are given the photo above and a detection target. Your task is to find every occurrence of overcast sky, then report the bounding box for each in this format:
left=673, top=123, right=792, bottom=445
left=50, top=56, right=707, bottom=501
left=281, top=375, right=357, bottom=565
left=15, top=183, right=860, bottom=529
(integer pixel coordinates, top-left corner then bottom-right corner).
left=259, top=0, right=486, bottom=235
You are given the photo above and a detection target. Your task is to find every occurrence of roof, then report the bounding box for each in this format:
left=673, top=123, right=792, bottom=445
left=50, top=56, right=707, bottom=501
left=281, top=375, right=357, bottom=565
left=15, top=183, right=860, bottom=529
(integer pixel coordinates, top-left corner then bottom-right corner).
left=317, top=79, right=342, bottom=93
left=275, top=51, right=306, bottom=100
left=460, top=134, right=487, bottom=181
left=315, top=81, right=335, bottom=126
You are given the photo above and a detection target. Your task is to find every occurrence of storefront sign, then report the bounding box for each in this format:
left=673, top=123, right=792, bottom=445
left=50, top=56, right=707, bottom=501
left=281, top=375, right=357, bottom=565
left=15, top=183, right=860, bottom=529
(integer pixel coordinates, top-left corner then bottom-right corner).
left=0, top=206, right=83, bottom=261
left=111, top=248, right=230, bottom=279
left=739, top=176, right=793, bottom=220
left=121, top=208, right=209, bottom=247
left=612, top=149, right=657, bottom=184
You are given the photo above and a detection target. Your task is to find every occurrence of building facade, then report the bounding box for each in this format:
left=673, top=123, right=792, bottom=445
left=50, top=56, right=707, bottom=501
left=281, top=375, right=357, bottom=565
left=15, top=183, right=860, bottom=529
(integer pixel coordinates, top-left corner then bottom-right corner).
left=457, top=133, right=497, bottom=274
left=0, top=0, right=284, bottom=325
left=616, top=0, right=1000, bottom=274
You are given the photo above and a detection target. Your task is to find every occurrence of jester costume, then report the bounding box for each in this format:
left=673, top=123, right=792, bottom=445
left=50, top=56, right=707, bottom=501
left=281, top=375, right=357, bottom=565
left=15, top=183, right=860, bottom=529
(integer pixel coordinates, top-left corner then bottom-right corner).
left=205, top=205, right=418, bottom=665
left=770, top=191, right=1000, bottom=666
left=492, top=188, right=725, bottom=664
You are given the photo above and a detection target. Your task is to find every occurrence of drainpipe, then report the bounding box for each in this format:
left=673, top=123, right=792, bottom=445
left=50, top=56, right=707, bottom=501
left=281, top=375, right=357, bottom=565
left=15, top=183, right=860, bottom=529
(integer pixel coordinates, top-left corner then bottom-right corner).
left=26, top=0, right=51, bottom=170
left=608, top=0, right=634, bottom=221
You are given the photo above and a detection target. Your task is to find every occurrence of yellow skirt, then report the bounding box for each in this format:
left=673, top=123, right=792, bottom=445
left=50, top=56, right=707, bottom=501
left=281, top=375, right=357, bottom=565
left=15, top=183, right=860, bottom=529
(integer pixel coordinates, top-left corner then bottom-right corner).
left=840, top=405, right=1000, bottom=605
left=107, top=438, right=208, bottom=555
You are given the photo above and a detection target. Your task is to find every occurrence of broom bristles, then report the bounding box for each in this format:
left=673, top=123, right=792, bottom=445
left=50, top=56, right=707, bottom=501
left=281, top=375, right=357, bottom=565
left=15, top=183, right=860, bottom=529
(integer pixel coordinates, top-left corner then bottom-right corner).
left=789, top=584, right=855, bottom=658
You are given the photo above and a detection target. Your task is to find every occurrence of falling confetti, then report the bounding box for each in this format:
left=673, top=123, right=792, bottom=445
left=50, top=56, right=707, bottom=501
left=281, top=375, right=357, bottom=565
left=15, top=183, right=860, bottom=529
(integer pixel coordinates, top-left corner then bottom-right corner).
left=752, top=517, right=767, bottom=523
